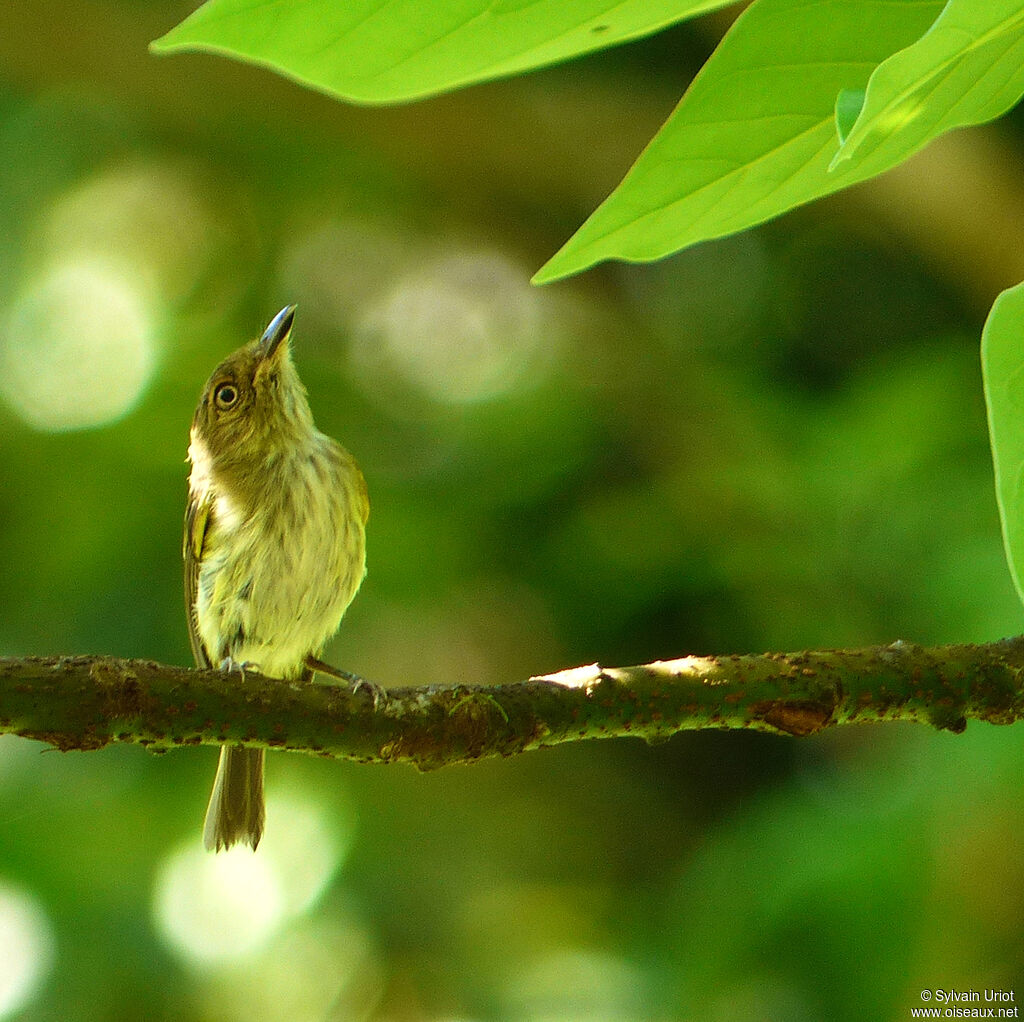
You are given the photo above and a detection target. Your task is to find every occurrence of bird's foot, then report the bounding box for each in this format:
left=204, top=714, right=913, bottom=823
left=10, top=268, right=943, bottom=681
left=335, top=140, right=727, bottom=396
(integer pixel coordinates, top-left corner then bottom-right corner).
left=304, top=655, right=386, bottom=709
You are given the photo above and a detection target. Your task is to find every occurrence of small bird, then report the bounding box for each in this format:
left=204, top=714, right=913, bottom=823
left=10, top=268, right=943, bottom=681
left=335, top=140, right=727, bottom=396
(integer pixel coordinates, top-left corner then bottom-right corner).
left=184, top=306, right=369, bottom=851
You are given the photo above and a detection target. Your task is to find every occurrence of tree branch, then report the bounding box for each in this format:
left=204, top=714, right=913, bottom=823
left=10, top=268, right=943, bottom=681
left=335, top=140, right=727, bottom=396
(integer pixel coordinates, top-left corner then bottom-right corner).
left=2, top=641, right=1022, bottom=767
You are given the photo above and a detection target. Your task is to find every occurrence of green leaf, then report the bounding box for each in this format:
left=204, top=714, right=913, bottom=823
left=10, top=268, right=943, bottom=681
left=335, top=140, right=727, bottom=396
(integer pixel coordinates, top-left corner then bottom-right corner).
left=831, top=0, right=1024, bottom=170
left=533, top=0, right=945, bottom=284
left=150, top=0, right=734, bottom=105
left=834, top=88, right=866, bottom=146
left=982, top=280, right=1024, bottom=609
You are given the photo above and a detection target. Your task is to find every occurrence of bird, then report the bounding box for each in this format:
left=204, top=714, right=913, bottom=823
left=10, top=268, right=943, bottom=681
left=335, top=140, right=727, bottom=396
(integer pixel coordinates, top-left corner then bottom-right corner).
left=184, top=305, right=369, bottom=850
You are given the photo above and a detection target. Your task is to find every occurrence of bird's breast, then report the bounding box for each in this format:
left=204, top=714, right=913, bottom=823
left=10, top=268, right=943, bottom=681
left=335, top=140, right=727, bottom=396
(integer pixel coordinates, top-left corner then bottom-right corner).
left=194, top=441, right=366, bottom=678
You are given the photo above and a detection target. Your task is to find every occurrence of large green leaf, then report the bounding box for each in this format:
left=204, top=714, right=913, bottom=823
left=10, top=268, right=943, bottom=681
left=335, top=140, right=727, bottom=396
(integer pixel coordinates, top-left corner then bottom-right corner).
left=833, top=0, right=1024, bottom=170
left=982, top=280, right=1024, bottom=609
left=533, top=0, right=947, bottom=283
left=150, top=0, right=733, bottom=104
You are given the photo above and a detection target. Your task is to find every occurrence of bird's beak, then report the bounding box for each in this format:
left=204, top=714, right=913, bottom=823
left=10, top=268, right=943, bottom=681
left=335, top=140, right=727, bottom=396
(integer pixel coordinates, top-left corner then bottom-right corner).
left=257, top=305, right=297, bottom=362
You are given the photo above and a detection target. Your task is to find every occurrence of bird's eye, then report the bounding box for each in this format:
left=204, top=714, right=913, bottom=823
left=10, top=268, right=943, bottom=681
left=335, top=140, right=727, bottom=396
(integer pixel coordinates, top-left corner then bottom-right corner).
left=214, top=383, right=239, bottom=410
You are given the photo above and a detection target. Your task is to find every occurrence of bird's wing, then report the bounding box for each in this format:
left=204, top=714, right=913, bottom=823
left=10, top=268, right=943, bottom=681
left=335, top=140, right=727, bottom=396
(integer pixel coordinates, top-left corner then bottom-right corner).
left=184, top=488, right=214, bottom=669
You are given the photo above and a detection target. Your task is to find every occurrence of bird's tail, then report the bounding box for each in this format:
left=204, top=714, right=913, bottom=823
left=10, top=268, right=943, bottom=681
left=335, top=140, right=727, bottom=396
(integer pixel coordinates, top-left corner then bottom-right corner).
left=203, top=745, right=265, bottom=851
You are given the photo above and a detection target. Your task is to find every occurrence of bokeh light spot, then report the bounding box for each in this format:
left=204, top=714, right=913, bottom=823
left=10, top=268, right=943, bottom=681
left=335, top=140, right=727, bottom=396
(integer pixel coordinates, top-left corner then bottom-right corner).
left=153, top=792, right=348, bottom=969
left=41, top=160, right=224, bottom=304
left=502, top=949, right=648, bottom=1021
left=256, top=791, right=351, bottom=916
left=198, top=916, right=383, bottom=1022
left=153, top=842, right=285, bottom=967
left=277, top=219, right=408, bottom=329
left=351, top=250, right=549, bottom=407
left=0, top=262, right=154, bottom=431
left=0, top=883, right=54, bottom=1019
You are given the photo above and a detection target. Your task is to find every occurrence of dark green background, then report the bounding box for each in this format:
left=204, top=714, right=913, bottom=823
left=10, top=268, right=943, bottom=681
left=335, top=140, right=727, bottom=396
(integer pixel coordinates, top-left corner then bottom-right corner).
left=0, top=3, right=1023, bottom=1019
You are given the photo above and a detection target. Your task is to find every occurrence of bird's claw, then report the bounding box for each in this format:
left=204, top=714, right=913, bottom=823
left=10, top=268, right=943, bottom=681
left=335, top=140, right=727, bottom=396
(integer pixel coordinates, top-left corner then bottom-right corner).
left=304, top=655, right=386, bottom=709
left=350, top=675, right=387, bottom=710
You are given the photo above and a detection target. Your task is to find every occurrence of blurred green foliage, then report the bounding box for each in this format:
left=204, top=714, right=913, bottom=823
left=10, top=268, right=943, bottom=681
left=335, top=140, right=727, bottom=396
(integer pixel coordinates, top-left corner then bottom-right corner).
left=0, top=2, right=1023, bottom=1019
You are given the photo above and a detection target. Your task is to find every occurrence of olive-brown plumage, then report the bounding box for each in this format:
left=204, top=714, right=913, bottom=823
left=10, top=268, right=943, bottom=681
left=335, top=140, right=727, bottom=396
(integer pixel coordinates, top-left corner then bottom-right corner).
left=185, top=306, right=368, bottom=850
